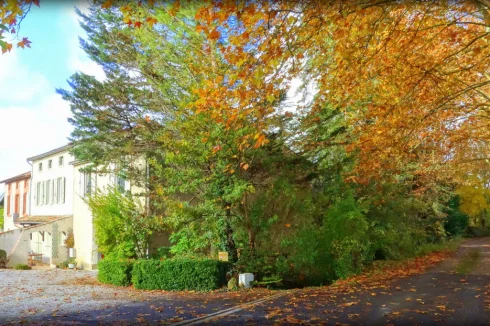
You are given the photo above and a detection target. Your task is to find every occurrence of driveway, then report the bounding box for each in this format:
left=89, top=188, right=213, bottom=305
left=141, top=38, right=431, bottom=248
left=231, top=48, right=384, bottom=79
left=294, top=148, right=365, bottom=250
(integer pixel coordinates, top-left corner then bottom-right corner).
left=0, top=238, right=489, bottom=325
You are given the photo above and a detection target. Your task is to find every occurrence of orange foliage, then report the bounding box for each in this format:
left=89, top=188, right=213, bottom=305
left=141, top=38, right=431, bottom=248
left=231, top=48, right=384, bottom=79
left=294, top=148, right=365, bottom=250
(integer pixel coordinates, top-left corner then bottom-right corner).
left=193, top=1, right=490, bottom=186
left=0, top=0, right=38, bottom=53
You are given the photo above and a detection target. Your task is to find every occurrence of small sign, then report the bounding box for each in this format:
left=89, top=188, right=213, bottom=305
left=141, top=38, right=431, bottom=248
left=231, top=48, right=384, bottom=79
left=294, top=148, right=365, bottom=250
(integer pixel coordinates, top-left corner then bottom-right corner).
left=218, top=251, right=229, bottom=262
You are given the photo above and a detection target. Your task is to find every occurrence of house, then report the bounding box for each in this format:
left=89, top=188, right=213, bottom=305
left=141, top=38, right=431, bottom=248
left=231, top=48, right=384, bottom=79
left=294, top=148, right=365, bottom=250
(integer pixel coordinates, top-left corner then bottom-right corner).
left=0, top=145, right=74, bottom=266
left=71, top=159, right=150, bottom=269
left=71, top=161, right=122, bottom=270
left=0, top=172, right=31, bottom=232
left=0, top=143, right=167, bottom=269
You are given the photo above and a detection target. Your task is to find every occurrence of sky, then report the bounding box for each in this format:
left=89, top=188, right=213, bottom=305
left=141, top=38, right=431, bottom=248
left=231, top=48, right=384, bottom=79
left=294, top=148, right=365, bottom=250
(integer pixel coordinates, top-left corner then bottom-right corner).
left=0, top=1, right=104, bottom=184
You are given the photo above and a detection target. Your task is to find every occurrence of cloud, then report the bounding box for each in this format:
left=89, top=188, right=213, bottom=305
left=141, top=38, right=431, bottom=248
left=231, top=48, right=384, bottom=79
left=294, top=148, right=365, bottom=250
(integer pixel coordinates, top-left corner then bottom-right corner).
left=0, top=94, right=72, bottom=182
left=0, top=50, right=50, bottom=104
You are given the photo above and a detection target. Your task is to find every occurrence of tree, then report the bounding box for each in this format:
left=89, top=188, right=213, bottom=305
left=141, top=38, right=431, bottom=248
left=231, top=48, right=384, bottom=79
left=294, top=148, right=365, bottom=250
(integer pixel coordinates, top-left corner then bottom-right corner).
left=0, top=0, right=38, bottom=53
left=64, top=0, right=469, bottom=285
left=192, top=1, right=490, bottom=189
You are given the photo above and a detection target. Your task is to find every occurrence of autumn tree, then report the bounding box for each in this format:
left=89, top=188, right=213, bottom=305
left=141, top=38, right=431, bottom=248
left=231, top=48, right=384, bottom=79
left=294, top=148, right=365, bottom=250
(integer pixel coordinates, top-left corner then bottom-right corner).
left=0, top=0, right=37, bottom=53
left=192, top=1, right=490, bottom=190
left=62, top=0, right=481, bottom=284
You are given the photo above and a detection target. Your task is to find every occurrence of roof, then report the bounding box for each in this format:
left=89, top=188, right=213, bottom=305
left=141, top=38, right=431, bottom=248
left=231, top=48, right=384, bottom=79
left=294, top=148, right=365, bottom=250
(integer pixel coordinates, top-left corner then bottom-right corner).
left=16, top=215, right=72, bottom=225
left=26, top=143, right=73, bottom=162
left=0, top=171, right=31, bottom=184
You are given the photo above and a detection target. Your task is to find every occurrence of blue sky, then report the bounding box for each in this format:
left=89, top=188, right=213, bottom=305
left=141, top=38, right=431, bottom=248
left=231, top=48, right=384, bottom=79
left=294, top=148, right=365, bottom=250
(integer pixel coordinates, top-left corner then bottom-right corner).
left=0, top=1, right=103, bottom=183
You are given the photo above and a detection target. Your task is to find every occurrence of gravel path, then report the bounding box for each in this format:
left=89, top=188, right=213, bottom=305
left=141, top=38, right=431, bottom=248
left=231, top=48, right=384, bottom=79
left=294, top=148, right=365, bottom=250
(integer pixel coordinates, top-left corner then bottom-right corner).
left=0, top=268, right=142, bottom=323
left=0, top=268, right=275, bottom=325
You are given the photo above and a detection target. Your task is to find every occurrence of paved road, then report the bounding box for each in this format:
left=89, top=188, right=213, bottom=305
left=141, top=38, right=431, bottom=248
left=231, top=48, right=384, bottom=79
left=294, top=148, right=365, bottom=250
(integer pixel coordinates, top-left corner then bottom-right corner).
left=213, top=237, right=490, bottom=325
left=1, top=238, right=489, bottom=325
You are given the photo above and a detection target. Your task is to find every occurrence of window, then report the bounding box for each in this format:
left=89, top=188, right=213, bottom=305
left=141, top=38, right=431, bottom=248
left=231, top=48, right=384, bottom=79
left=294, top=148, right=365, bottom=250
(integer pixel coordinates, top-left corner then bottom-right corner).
left=16, top=181, right=19, bottom=189
left=39, top=162, right=43, bottom=172
left=56, top=177, right=65, bottom=204
left=59, top=232, right=66, bottom=246
left=59, top=156, right=64, bottom=167
left=14, top=195, right=19, bottom=214
left=116, top=176, right=126, bottom=192
left=82, top=172, right=95, bottom=197
left=48, top=160, right=52, bottom=169
left=6, top=195, right=10, bottom=216
left=24, top=179, right=28, bottom=188
left=8, top=183, right=11, bottom=191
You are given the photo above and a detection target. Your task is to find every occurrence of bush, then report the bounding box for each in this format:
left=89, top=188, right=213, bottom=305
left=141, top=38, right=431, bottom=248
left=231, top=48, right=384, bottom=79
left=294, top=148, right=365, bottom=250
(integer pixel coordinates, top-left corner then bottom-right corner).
left=89, top=189, right=163, bottom=259
left=98, top=258, right=134, bottom=286
left=14, top=264, right=31, bottom=270
left=132, top=258, right=230, bottom=291
left=444, top=196, right=469, bottom=237
left=0, top=249, right=7, bottom=268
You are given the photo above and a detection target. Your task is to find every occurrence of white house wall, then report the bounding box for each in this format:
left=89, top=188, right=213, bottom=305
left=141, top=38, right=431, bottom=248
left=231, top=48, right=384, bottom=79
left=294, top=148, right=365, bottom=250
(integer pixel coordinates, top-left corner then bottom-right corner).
left=0, top=228, right=23, bottom=264
left=30, top=150, right=74, bottom=217
left=73, top=164, right=118, bottom=270
left=0, top=216, right=72, bottom=267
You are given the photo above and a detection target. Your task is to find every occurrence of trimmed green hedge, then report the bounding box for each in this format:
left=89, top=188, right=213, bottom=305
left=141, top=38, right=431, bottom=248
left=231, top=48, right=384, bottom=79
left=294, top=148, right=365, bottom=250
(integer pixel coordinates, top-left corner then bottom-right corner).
left=132, top=258, right=230, bottom=291
left=98, top=258, right=134, bottom=286
left=14, top=264, right=31, bottom=270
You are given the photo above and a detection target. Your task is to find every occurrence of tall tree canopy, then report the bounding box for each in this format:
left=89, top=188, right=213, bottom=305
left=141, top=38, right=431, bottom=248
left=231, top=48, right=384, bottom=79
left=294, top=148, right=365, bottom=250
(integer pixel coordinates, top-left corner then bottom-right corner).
left=60, top=0, right=490, bottom=284
left=192, top=0, right=490, bottom=188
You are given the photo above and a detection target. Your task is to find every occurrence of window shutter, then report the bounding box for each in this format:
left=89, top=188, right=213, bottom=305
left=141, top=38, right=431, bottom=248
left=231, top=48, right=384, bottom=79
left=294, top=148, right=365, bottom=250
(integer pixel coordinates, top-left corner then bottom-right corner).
left=36, top=182, right=40, bottom=206
left=41, top=181, right=45, bottom=206
left=45, top=180, right=50, bottom=205
left=61, top=177, right=66, bottom=204
left=53, top=178, right=57, bottom=204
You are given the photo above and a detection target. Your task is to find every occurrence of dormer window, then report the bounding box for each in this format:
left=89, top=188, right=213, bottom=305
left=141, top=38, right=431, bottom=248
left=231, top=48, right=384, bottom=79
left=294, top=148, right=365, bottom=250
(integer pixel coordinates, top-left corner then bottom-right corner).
left=39, top=163, right=43, bottom=172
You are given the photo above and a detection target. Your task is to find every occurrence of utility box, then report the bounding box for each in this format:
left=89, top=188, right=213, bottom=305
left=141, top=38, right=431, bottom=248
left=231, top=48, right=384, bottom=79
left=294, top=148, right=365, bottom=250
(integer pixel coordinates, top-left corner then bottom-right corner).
left=239, top=273, right=254, bottom=288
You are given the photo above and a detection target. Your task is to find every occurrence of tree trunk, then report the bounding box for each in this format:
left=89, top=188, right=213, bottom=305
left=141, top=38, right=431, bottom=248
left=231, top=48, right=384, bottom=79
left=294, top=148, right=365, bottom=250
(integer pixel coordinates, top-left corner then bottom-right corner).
left=248, top=228, right=255, bottom=252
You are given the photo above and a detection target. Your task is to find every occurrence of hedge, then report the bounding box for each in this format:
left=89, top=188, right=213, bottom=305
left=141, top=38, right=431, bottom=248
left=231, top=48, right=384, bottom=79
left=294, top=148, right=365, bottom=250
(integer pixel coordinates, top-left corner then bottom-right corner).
left=98, top=258, right=134, bottom=286
left=132, top=258, right=230, bottom=291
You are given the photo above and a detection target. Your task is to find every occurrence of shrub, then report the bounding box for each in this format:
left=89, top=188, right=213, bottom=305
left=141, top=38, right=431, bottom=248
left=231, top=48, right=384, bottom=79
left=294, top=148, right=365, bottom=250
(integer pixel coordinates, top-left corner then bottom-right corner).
left=444, top=196, right=469, bottom=237
left=98, top=258, right=134, bottom=286
left=132, top=258, right=230, bottom=291
left=14, top=264, right=31, bottom=270
left=88, top=189, right=163, bottom=259
left=0, top=249, right=7, bottom=268
left=64, top=230, right=74, bottom=248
